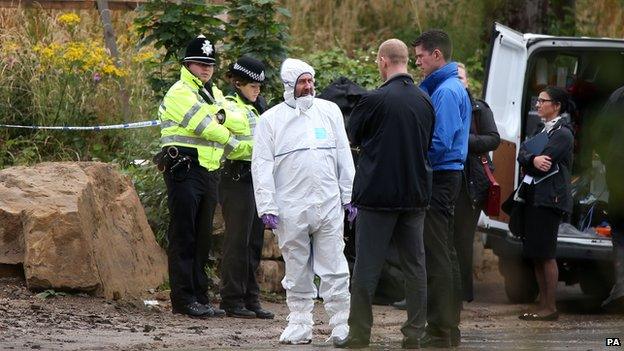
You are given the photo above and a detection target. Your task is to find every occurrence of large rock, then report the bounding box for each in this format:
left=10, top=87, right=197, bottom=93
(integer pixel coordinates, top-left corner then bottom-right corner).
left=256, top=260, right=285, bottom=293
left=0, top=162, right=167, bottom=299
left=261, top=230, right=281, bottom=259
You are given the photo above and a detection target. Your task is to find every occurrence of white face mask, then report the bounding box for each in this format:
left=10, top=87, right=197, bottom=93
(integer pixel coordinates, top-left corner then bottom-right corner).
left=295, top=94, right=314, bottom=112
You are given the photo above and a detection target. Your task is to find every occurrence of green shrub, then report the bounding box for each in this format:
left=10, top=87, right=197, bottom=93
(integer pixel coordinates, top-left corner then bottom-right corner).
left=463, top=48, right=485, bottom=97
left=303, top=48, right=380, bottom=92
left=224, top=0, right=291, bottom=105
left=134, top=0, right=227, bottom=99
left=134, top=0, right=292, bottom=105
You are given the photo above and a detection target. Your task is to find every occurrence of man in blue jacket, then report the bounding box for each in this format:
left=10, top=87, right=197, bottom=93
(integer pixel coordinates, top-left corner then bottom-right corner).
left=412, top=29, right=471, bottom=348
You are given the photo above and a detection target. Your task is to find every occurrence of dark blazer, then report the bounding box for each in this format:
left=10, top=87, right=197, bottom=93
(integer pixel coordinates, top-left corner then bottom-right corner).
left=464, top=96, right=500, bottom=207
left=518, top=117, right=574, bottom=214
left=348, top=73, right=435, bottom=210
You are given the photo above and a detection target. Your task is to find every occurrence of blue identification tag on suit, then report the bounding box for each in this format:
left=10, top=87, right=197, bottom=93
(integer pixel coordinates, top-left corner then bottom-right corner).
left=314, top=128, right=327, bottom=140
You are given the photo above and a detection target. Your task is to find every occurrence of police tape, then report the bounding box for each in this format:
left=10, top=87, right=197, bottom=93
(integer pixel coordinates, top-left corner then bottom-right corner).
left=0, top=120, right=160, bottom=131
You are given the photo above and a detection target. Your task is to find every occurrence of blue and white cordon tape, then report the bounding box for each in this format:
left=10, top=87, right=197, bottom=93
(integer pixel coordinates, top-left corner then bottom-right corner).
left=0, top=120, right=160, bottom=130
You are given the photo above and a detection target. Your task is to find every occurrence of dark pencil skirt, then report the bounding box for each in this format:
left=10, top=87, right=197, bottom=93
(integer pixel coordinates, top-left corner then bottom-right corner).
left=522, top=204, right=562, bottom=259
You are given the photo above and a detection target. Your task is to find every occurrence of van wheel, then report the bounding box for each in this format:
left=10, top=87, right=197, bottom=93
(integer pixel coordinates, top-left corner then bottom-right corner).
left=579, top=269, right=613, bottom=299
left=499, top=258, right=538, bottom=303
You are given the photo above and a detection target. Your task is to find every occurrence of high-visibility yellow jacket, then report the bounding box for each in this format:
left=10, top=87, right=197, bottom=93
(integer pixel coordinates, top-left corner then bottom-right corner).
left=223, top=93, right=260, bottom=161
left=158, top=66, right=251, bottom=170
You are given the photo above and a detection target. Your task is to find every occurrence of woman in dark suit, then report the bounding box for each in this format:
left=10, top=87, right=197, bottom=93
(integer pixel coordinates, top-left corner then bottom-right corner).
left=454, top=63, right=500, bottom=303
left=517, top=86, right=574, bottom=321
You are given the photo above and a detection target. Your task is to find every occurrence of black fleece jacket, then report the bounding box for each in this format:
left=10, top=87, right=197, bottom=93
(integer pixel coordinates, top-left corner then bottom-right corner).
left=348, top=73, right=435, bottom=210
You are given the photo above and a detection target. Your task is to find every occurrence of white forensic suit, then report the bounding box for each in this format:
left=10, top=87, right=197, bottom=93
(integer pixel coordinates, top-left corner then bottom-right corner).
left=252, top=58, right=355, bottom=344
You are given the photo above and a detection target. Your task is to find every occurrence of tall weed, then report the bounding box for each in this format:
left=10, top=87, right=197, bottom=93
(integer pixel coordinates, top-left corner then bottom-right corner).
left=0, top=8, right=157, bottom=167
left=576, top=0, right=624, bottom=38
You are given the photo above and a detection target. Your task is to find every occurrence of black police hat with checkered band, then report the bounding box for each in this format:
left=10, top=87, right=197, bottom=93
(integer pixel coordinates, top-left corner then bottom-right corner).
left=229, top=56, right=265, bottom=83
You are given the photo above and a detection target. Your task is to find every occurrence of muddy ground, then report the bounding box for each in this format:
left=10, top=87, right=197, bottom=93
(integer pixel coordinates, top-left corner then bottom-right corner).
left=1, top=249, right=622, bottom=350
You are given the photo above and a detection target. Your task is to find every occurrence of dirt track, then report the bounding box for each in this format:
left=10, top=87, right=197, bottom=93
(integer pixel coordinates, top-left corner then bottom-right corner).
left=1, top=249, right=623, bottom=350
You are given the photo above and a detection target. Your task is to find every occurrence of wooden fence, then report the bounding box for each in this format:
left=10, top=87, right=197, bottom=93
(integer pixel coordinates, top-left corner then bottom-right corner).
left=0, top=0, right=147, bottom=10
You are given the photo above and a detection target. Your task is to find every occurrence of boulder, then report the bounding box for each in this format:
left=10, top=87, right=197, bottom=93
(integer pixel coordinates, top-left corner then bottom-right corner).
left=261, top=230, right=282, bottom=259
left=0, top=162, right=167, bottom=299
left=256, top=260, right=285, bottom=293
left=212, top=204, right=225, bottom=236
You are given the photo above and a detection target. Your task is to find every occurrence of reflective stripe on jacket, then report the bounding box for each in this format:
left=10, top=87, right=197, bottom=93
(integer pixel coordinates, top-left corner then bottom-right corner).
left=223, top=93, right=259, bottom=161
left=159, top=66, right=249, bottom=170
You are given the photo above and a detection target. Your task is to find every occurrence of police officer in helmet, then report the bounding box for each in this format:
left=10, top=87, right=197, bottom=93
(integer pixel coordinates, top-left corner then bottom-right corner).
left=158, top=35, right=252, bottom=318
left=218, top=56, right=274, bottom=319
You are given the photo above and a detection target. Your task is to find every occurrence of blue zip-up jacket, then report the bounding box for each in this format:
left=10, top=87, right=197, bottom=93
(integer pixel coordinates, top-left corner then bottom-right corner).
left=419, top=62, right=471, bottom=171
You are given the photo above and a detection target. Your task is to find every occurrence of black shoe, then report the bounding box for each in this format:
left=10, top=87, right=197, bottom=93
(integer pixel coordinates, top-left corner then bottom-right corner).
left=172, top=301, right=212, bottom=318
left=195, top=296, right=226, bottom=318
left=246, top=306, right=274, bottom=319
left=393, top=299, right=407, bottom=310
left=333, top=335, right=369, bottom=349
left=224, top=306, right=256, bottom=319
left=402, top=336, right=421, bottom=349
left=450, top=327, right=460, bottom=347
left=419, top=332, right=451, bottom=348
left=204, top=304, right=226, bottom=317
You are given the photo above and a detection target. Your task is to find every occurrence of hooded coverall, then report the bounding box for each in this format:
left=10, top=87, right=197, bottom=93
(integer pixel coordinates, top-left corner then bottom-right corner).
left=251, top=58, right=355, bottom=344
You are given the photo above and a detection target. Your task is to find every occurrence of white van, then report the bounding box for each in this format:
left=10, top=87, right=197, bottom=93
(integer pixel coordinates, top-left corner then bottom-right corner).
left=481, top=23, right=624, bottom=302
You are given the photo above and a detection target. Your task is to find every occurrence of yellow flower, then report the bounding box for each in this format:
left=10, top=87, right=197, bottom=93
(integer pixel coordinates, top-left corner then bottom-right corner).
left=58, top=13, right=81, bottom=27
left=132, top=51, right=156, bottom=63
left=32, top=39, right=128, bottom=78
left=41, top=47, right=55, bottom=59
left=33, top=43, right=44, bottom=53
left=102, top=64, right=127, bottom=77
left=63, top=42, right=87, bottom=62
left=34, top=43, right=62, bottom=62
left=3, top=41, right=20, bottom=53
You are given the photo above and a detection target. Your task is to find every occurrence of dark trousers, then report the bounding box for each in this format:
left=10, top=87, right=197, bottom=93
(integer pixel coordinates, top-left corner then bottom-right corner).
left=219, top=175, right=264, bottom=309
left=349, top=209, right=427, bottom=341
left=424, top=170, right=462, bottom=338
left=453, top=182, right=483, bottom=302
left=164, top=164, right=219, bottom=308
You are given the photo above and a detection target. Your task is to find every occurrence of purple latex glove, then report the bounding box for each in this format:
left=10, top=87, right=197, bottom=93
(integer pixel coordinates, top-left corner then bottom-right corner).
left=344, top=203, right=358, bottom=223
left=261, top=214, right=279, bottom=229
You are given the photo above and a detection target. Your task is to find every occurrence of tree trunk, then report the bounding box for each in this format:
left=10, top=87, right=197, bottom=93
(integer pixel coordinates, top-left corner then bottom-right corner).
left=503, top=0, right=548, bottom=33
left=96, top=0, right=131, bottom=122
left=499, top=0, right=575, bottom=35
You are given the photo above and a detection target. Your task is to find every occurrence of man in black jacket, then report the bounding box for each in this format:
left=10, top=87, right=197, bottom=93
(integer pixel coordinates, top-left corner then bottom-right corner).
left=335, top=38, right=435, bottom=349
left=598, top=85, right=624, bottom=312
